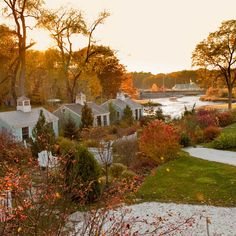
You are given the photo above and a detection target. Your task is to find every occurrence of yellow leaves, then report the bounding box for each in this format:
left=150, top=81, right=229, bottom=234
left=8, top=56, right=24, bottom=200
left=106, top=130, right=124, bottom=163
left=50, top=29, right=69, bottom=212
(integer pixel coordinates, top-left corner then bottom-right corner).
left=55, top=192, right=61, bottom=199
left=166, top=168, right=170, bottom=172
left=196, top=192, right=205, bottom=202
left=18, top=227, right=22, bottom=233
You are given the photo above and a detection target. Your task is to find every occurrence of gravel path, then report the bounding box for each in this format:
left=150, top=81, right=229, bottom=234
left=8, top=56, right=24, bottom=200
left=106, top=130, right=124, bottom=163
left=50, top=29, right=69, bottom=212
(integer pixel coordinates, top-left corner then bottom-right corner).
left=72, top=202, right=236, bottom=236
left=184, top=147, right=236, bottom=166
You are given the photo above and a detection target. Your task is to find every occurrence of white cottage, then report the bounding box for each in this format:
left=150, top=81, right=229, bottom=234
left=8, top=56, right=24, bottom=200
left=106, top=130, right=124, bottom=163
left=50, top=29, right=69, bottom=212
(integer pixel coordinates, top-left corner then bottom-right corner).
left=101, top=92, right=143, bottom=121
left=53, top=93, right=110, bottom=128
left=0, top=96, right=59, bottom=141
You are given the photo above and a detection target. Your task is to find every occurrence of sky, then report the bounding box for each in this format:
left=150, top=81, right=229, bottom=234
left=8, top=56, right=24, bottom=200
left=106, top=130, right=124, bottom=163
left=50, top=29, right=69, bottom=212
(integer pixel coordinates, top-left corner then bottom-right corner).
left=1, top=0, right=236, bottom=74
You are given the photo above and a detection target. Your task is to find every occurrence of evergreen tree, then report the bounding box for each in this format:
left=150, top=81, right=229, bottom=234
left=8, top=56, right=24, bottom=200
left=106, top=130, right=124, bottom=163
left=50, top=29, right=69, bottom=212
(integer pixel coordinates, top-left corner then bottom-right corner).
left=30, top=110, right=55, bottom=157
left=108, top=102, right=117, bottom=124
left=122, top=105, right=134, bottom=125
left=155, top=107, right=165, bottom=121
left=64, top=116, right=78, bottom=140
left=81, top=103, right=94, bottom=128
left=64, top=146, right=101, bottom=203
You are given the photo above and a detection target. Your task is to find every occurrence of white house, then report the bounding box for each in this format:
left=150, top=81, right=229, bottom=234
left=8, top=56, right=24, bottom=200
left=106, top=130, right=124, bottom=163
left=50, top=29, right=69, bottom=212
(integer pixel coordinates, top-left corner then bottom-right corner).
left=172, top=80, right=202, bottom=91
left=53, top=92, right=110, bottom=129
left=101, top=92, right=143, bottom=121
left=0, top=96, right=59, bottom=141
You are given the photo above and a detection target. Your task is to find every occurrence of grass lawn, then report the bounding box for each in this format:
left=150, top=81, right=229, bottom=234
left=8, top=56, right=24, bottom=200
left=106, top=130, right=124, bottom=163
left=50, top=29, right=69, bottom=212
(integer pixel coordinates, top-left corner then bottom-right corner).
left=221, top=122, right=236, bottom=135
left=136, top=152, right=236, bottom=207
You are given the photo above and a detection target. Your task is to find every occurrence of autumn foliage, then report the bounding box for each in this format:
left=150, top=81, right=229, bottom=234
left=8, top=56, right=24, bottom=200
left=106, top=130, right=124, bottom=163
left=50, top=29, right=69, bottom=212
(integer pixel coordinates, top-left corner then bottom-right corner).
left=139, top=120, right=180, bottom=164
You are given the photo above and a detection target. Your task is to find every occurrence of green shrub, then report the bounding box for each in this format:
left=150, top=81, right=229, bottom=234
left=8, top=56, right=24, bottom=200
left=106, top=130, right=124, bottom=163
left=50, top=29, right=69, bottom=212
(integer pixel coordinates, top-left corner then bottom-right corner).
left=231, top=109, right=236, bottom=122
left=63, top=146, right=101, bottom=203
left=180, top=133, right=191, bottom=147
left=30, top=110, right=55, bottom=157
left=122, top=105, right=134, bottom=125
left=211, top=133, right=236, bottom=150
left=109, top=163, right=127, bottom=179
left=63, top=116, right=79, bottom=139
left=56, top=137, right=77, bottom=155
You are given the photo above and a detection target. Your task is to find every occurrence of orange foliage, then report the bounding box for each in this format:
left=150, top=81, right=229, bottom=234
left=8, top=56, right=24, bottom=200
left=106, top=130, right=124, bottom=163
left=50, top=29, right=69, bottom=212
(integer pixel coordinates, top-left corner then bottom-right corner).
left=139, top=120, right=180, bottom=164
left=120, top=73, right=137, bottom=98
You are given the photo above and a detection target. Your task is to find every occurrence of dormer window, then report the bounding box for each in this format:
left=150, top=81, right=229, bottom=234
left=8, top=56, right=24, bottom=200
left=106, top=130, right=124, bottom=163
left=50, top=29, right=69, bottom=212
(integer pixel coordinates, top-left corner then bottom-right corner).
left=24, top=100, right=30, bottom=106
left=16, top=96, right=31, bottom=113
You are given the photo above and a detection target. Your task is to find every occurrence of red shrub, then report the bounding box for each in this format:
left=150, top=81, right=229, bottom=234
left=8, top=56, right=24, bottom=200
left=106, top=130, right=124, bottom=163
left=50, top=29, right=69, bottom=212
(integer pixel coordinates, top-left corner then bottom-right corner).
left=176, top=115, right=204, bottom=144
left=196, top=109, right=218, bottom=128
left=217, top=112, right=234, bottom=127
left=203, top=126, right=221, bottom=142
left=139, top=120, right=180, bottom=164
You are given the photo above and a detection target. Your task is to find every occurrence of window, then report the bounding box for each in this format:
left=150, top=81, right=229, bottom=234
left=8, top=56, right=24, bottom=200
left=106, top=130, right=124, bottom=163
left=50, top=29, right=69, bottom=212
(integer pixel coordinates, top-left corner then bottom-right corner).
left=22, top=127, right=29, bottom=140
left=135, top=109, right=138, bottom=120
left=117, top=111, right=120, bottom=119
left=18, top=101, right=23, bottom=106
left=97, top=116, right=102, bottom=126
left=24, top=100, right=30, bottom=106
left=103, top=115, right=107, bottom=126
left=139, top=109, right=142, bottom=119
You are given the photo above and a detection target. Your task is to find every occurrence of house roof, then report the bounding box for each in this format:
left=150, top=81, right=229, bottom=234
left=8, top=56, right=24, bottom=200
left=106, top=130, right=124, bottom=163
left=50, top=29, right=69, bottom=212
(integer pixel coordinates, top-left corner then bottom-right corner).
left=17, top=96, right=30, bottom=102
left=0, top=107, right=58, bottom=128
left=64, top=102, right=109, bottom=117
left=101, top=98, right=143, bottom=111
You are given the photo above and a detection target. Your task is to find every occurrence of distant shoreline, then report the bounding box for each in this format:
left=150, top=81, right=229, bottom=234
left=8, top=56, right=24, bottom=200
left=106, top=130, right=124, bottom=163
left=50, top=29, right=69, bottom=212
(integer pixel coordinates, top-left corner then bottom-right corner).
left=200, top=95, right=236, bottom=103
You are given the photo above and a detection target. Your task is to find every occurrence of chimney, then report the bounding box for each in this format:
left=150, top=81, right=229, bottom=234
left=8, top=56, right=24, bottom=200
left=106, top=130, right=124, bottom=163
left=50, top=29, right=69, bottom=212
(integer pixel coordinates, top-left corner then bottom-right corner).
left=116, top=91, right=126, bottom=101
left=16, top=96, right=31, bottom=112
left=75, top=92, right=86, bottom=105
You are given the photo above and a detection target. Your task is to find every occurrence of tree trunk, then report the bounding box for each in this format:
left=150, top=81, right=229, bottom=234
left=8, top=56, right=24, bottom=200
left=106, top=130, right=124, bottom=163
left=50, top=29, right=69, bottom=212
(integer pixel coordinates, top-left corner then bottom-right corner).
left=228, top=86, right=233, bottom=110
left=19, top=49, right=26, bottom=96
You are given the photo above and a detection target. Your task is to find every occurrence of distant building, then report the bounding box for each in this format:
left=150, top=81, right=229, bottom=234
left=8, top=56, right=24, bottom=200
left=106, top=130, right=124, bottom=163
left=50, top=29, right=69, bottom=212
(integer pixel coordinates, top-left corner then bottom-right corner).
left=101, top=91, right=143, bottom=121
left=53, top=92, right=110, bottom=129
left=172, top=80, right=201, bottom=91
left=0, top=96, right=59, bottom=141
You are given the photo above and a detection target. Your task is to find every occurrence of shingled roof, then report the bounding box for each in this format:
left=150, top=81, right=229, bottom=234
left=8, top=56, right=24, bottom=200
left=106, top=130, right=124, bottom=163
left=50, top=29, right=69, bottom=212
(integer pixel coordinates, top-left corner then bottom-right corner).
left=0, top=107, right=58, bottom=128
left=101, top=98, right=143, bottom=111
left=64, top=102, right=109, bottom=117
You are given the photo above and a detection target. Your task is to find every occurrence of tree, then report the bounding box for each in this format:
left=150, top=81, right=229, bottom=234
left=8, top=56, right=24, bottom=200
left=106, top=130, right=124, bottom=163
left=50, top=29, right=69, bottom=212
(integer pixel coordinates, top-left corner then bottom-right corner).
left=39, top=8, right=109, bottom=102
left=120, top=73, right=137, bottom=98
left=63, top=145, right=101, bottom=203
left=30, top=110, right=55, bottom=157
left=122, top=105, right=134, bottom=125
left=0, top=24, right=18, bottom=104
left=81, top=103, right=94, bottom=128
left=109, top=102, right=118, bottom=124
left=92, top=46, right=126, bottom=99
left=192, top=20, right=236, bottom=109
left=2, top=0, right=43, bottom=96
left=63, top=115, right=79, bottom=140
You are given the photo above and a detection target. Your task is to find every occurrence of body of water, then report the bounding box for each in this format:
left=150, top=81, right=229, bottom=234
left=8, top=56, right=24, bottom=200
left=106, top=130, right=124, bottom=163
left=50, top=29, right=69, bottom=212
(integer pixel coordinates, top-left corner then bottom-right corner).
left=144, top=96, right=225, bottom=118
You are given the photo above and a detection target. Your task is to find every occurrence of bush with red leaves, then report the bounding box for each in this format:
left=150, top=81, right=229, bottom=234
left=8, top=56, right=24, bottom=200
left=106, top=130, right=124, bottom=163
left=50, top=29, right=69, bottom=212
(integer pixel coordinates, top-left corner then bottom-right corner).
left=139, top=120, right=180, bottom=164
